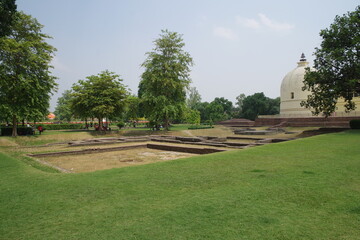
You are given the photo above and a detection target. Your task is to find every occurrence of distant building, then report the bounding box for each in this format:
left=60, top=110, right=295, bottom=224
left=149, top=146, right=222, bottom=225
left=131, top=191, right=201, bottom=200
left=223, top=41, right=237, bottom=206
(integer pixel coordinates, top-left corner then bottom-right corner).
left=47, top=113, right=56, bottom=120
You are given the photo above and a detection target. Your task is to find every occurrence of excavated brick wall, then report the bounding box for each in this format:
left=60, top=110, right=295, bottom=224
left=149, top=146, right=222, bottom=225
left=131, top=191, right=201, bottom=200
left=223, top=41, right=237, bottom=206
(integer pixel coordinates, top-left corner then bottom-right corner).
left=147, top=144, right=226, bottom=154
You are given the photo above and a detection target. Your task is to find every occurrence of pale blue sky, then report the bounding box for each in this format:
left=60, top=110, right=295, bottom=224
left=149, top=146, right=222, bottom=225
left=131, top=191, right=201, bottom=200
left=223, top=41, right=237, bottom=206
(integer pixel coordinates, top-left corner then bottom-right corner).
left=17, top=0, right=359, bottom=111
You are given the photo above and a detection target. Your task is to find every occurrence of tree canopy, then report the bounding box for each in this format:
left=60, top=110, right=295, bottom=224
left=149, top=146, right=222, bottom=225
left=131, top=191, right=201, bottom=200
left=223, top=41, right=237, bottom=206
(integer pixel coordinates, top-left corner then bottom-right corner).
left=0, top=11, right=57, bottom=136
left=139, top=30, right=193, bottom=130
left=204, top=97, right=233, bottom=122
left=301, top=6, right=360, bottom=117
left=0, top=0, right=17, bottom=37
left=70, top=70, right=129, bottom=129
left=241, top=93, right=280, bottom=120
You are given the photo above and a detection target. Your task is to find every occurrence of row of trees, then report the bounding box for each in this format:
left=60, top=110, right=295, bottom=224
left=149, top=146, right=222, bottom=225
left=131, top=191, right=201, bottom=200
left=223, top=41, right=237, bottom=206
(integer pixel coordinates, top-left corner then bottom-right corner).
left=55, top=82, right=280, bottom=126
left=185, top=88, right=280, bottom=122
left=1, top=2, right=359, bottom=136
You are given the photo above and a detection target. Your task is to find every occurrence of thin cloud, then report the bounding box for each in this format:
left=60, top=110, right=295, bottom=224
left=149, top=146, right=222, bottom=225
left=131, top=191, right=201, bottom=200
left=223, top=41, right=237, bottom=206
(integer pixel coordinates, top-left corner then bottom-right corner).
left=237, top=13, right=294, bottom=31
left=258, top=13, right=294, bottom=31
left=236, top=16, right=260, bottom=30
left=213, top=26, right=238, bottom=40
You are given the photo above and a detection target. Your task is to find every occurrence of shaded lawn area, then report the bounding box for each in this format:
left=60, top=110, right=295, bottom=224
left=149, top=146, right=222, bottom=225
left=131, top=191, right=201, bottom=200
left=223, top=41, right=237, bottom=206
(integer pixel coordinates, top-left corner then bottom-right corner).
left=0, top=130, right=360, bottom=239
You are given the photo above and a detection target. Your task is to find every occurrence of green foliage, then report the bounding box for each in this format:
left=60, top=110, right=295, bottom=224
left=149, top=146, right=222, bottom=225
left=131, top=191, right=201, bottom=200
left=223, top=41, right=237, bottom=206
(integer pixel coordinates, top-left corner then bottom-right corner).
left=242, top=93, right=280, bottom=120
left=34, top=123, right=84, bottom=130
left=0, top=126, right=34, bottom=136
left=233, top=93, right=246, bottom=117
left=71, top=70, right=129, bottom=128
left=302, top=6, right=360, bottom=117
left=124, top=95, right=141, bottom=120
left=183, top=108, right=201, bottom=125
left=0, top=11, right=57, bottom=136
left=349, top=119, right=360, bottom=129
left=0, top=0, right=17, bottom=37
left=203, top=97, right=233, bottom=122
left=188, top=125, right=214, bottom=130
left=54, top=90, right=73, bottom=122
left=117, top=121, right=125, bottom=129
left=139, top=30, right=193, bottom=130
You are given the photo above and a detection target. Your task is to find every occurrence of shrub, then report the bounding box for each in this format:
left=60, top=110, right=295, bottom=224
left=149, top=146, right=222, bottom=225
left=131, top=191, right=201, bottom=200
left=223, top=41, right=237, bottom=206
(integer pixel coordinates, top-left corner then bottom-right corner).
left=1, top=127, right=35, bottom=136
left=117, top=121, right=125, bottom=129
left=349, top=119, right=360, bottom=129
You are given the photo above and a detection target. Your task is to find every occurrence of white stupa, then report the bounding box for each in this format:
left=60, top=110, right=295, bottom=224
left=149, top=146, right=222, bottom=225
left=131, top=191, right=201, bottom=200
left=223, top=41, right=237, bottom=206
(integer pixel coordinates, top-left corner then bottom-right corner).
left=280, top=53, right=314, bottom=117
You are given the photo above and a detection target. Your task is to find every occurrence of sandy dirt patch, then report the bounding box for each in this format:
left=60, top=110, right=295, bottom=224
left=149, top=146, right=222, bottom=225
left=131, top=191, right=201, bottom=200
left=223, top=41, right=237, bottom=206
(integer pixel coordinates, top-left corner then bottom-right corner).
left=37, top=148, right=196, bottom=173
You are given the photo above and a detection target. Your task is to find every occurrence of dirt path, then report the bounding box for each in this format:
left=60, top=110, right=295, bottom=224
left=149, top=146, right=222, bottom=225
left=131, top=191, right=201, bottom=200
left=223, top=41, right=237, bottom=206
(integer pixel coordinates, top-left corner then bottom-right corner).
left=182, top=130, right=196, bottom=137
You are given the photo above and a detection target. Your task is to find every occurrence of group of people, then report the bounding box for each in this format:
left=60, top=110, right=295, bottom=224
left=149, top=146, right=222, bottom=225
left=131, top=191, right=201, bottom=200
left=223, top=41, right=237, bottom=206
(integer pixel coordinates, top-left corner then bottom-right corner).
left=85, top=123, right=111, bottom=131
left=25, top=123, right=44, bottom=135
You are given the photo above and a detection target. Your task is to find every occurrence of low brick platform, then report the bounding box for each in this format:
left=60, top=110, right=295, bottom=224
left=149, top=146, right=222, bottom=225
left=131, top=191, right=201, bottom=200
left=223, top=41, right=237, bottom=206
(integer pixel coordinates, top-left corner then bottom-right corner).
left=218, top=118, right=255, bottom=127
left=255, top=116, right=360, bottom=127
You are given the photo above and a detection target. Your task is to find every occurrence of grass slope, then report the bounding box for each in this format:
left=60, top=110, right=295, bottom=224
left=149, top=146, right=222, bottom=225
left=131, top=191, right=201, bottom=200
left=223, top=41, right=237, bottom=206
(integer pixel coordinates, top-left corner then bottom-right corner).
left=1, top=131, right=360, bottom=239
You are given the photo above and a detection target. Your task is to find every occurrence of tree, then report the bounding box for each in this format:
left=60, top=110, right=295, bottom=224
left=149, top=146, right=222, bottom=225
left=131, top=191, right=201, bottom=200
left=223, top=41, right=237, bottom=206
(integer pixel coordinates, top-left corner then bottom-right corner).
left=241, top=92, right=280, bottom=120
left=0, top=0, right=17, bottom=37
left=0, top=12, right=57, bottom=136
left=301, top=6, right=360, bottom=117
left=200, top=97, right=233, bottom=123
left=139, top=30, right=193, bottom=130
left=205, top=102, right=227, bottom=122
left=71, top=70, right=129, bottom=129
left=54, top=90, right=73, bottom=122
left=186, top=86, right=202, bottom=110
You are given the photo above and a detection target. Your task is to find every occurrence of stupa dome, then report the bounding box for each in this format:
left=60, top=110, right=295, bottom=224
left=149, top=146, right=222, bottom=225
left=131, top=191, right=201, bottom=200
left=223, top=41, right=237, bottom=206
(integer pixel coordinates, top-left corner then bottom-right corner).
left=280, top=54, right=314, bottom=116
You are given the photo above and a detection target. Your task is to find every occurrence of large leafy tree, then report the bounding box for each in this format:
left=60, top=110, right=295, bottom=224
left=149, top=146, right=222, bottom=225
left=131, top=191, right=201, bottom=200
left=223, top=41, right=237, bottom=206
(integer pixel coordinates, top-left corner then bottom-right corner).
left=0, top=0, right=17, bottom=37
left=0, top=12, right=57, bottom=136
left=139, top=30, right=193, bottom=130
left=71, top=70, right=129, bottom=129
left=301, top=6, right=360, bottom=116
left=241, top=93, right=280, bottom=120
left=54, top=90, right=73, bottom=122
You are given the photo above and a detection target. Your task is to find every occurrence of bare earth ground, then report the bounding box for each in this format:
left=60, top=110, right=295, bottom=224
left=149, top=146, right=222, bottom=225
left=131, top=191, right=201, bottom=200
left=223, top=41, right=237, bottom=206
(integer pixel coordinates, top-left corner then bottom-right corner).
left=4, top=125, right=321, bottom=173
left=39, top=148, right=196, bottom=173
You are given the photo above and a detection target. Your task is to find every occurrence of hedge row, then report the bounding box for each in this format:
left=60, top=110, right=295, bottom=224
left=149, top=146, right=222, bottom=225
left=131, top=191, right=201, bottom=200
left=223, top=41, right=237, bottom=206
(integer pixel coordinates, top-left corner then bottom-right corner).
left=349, top=119, right=360, bottom=129
left=35, top=124, right=84, bottom=130
left=188, top=125, right=214, bottom=130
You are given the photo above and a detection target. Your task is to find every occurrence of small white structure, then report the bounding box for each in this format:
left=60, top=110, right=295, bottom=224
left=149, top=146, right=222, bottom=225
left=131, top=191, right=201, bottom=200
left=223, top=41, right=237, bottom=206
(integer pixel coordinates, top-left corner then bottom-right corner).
left=280, top=54, right=314, bottom=117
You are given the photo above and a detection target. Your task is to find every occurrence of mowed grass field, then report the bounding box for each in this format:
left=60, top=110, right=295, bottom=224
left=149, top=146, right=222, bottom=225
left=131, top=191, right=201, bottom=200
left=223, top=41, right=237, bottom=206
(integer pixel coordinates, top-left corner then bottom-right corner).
left=0, top=130, right=360, bottom=239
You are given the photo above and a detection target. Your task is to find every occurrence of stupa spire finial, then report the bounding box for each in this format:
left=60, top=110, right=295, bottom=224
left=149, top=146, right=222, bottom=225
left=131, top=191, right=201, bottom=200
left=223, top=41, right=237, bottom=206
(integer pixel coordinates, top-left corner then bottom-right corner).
left=300, top=53, right=306, bottom=62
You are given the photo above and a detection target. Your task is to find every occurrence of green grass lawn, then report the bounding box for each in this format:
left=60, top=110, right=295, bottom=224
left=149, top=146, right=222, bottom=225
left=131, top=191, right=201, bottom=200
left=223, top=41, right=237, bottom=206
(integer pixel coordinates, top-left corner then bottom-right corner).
left=1, top=130, right=360, bottom=239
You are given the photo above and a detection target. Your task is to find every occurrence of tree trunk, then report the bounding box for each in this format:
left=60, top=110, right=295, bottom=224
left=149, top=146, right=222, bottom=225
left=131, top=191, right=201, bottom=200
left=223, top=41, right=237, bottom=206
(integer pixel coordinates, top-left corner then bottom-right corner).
left=98, top=118, right=103, bottom=130
left=164, top=118, right=170, bottom=131
left=12, top=115, right=17, bottom=137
